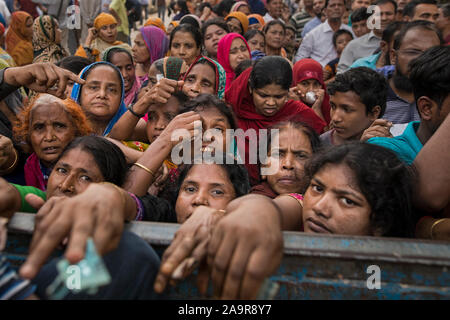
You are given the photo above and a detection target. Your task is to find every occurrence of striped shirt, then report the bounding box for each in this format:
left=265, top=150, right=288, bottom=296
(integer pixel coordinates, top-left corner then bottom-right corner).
left=0, top=255, right=36, bottom=300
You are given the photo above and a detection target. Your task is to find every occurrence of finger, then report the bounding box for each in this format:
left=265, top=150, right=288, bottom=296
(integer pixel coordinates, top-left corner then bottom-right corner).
left=196, top=260, right=210, bottom=296
left=43, top=64, right=59, bottom=89
left=29, top=198, right=61, bottom=251
left=210, top=232, right=237, bottom=298
left=92, top=209, right=123, bottom=256
left=24, top=194, right=46, bottom=210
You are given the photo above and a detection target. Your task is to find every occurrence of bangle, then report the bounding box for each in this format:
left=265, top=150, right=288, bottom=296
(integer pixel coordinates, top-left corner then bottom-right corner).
left=0, top=148, right=18, bottom=174
left=99, top=182, right=126, bottom=209
left=430, top=218, right=447, bottom=240
left=133, top=162, right=155, bottom=176
left=127, top=103, right=146, bottom=118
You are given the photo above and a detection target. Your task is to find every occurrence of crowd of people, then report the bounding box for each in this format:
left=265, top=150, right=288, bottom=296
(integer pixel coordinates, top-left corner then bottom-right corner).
left=0, top=0, right=449, bottom=300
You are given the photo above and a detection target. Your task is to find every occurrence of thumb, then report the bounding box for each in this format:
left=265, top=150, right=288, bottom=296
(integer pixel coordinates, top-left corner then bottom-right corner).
left=25, top=194, right=46, bottom=210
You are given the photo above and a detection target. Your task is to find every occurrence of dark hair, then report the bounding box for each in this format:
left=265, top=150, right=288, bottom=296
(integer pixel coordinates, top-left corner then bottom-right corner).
left=327, top=67, right=387, bottom=117
left=249, top=56, right=292, bottom=90
left=350, top=7, right=372, bottom=23
left=56, top=56, right=92, bottom=75
left=403, top=0, right=436, bottom=17
left=409, top=46, right=450, bottom=109
left=393, top=20, right=443, bottom=50
left=234, top=59, right=253, bottom=78
left=58, top=136, right=128, bottom=186
left=170, top=23, right=203, bottom=49
left=304, top=142, right=415, bottom=238
left=332, top=29, right=353, bottom=47
left=325, top=0, right=345, bottom=8
left=180, top=94, right=237, bottom=130
left=263, top=20, right=286, bottom=35
left=201, top=18, right=230, bottom=44
left=180, top=15, right=201, bottom=29
left=103, top=47, right=134, bottom=64
left=374, top=0, right=397, bottom=13
left=213, top=0, right=235, bottom=17
left=176, top=0, right=189, bottom=14
left=381, top=21, right=405, bottom=43
left=171, top=90, right=190, bottom=107
left=244, top=29, right=265, bottom=43
left=441, top=3, right=450, bottom=17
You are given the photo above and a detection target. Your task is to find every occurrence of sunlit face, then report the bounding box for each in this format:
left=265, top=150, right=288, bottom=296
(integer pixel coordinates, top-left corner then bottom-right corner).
left=226, top=17, right=243, bottom=34
left=411, top=4, right=439, bottom=22
left=132, top=32, right=151, bottom=65
left=296, top=79, right=322, bottom=106
left=98, top=23, right=118, bottom=44
left=247, top=33, right=265, bottom=52
left=302, top=163, right=372, bottom=235
left=46, top=148, right=104, bottom=199
left=228, top=38, right=250, bottom=71
left=175, top=164, right=236, bottom=223
left=30, top=102, right=77, bottom=167
left=80, top=65, right=122, bottom=124
left=110, top=51, right=135, bottom=92
left=352, top=20, right=369, bottom=38
left=335, top=32, right=353, bottom=54
left=170, top=31, right=201, bottom=66
left=263, top=127, right=313, bottom=195
left=146, top=95, right=181, bottom=143
left=182, top=63, right=216, bottom=99
left=203, top=24, right=227, bottom=58
left=251, top=83, right=289, bottom=117
left=265, top=24, right=285, bottom=50
left=330, top=91, right=377, bottom=141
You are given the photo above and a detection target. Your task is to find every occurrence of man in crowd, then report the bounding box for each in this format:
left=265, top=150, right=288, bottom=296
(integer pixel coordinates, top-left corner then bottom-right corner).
left=292, top=0, right=315, bottom=39
left=264, top=0, right=283, bottom=22
left=402, top=0, right=439, bottom=23
left=301, top=0, right=325, bottom=37
left=436, top=3, right=450, bottom=45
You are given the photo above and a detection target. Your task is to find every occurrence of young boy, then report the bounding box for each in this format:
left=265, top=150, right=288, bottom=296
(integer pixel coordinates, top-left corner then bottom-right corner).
left=323, top=29, right=354, bottom=83
left=320, top=67, right=393, bottom=146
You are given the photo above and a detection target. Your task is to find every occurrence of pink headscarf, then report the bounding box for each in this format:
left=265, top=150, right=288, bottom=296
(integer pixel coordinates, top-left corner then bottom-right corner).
left=139, top=26, right=169, bottom=66
left=217, top=33, right=251, bottom=90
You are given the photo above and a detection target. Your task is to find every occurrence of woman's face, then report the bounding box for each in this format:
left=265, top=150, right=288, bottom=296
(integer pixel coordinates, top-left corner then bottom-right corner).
left=24, top=16, right=33, bottom=40
left=296, top=78, right=322, bottom=105
left=302, top=163, right=372, bottom=236
left=46, top=148, right=104, bottom=199
left=251, top=83, right=288, bottom=117
left=229, top=38, right=250, bottom=71
left=238, top=5, right=251, bottom=15
left=265, top=24, right=285, bottom=50
left=182, top=63, right=216, bottom=99
left=197, top=107, right=232, bottom=155
left=263, top=127, right=312, bottom=195
left=226, top=17, right=243, bottom=34
left=146, top=95, right=181, bottom=143
left=170, top=31, right=201, bottom=66
left=247, top=33, right=265, bottom=53
left=80, top=65, right=122, bottom=124
left=29, top=103, right=77, bottom=168
left=110, top=52, right=136, bottom=92
left=132, top=32, right=151, bottom=65
left=98, top=23, right=118, bottom=44
left=175, top=164, right=236, bottom=223
left=203, top=24, right=227, bottom=58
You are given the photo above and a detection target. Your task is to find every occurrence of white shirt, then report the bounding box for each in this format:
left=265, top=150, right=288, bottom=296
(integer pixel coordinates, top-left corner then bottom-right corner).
left=0, top=0, right=11, bottom=25
left=263, top=13, right=283, bottom=23
left=294, top=20, right=354, bottom=66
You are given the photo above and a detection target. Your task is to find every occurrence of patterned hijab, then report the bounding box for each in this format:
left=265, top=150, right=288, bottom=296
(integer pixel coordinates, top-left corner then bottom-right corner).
left=32, top=15, right=68, bottom=63
left=139, top=26, right=169, bottom=66
left=183, top=55, right=226, bottom=99
left=154, top=56, right=189, bottom=80
left=70, top=62, right=127, bottom=136
left=5, top=11, right=33, bottom=66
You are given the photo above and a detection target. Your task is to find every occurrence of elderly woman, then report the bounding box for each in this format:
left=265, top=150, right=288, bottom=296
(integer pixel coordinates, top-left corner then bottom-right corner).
left=32, top=15, right=67, bottom=64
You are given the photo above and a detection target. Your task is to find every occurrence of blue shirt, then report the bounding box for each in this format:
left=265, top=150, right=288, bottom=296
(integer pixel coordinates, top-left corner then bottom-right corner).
left=350, top=53, right=381, bottom=70
left=367, top=121, right=423, bottom=165
left=301, top=16, right=321, bottom=38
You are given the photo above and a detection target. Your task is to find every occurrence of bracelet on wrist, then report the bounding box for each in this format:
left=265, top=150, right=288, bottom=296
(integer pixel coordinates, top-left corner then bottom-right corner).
left=127, top=103, right=146, bottom=118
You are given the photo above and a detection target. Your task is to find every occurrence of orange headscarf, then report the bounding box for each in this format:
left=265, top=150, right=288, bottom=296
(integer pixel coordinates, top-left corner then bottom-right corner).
left=5, top=11, right=33, bottom=66
left=248, top=14, right=265, bottom=28
left=225, top=12, right=249, bottom=34
left=94, top=12, right=118, bottom=30
left=144, top=17, right=166, bottom=33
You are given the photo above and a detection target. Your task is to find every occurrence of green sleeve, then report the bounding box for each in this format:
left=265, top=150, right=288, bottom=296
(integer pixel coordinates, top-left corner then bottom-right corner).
left=11, top=184, right=46, bottom=213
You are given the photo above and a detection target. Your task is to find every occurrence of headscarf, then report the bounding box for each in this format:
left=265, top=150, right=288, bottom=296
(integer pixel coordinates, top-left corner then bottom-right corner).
left=139, top=26, right=169, bottom=66
left=231, top=1, right=250, bottom=13
left=293, top=58, right=331, bottom=124
left=94, top=12, right=117, bottom=30
left=32, top=15, right=68, bottom=64
left=183, top=55, right=226, bottom=99
left=217, top=33, right=251, bottom=91
left=70, top=62, right=127, bottom=136
left=248, top=14, right=265, bottom=28
left=180, top=14, right=203, bottom=29
left=5, top=11, right=33, bottom=66
left=225, top=12, right=249, bottom=34
left=144, top=17, right=167, bottom=33
left=225, top=67, right=326, bottom=185
left=102, top=46, right=141, bottom=107
left=156, top=56, right=189, bottom=80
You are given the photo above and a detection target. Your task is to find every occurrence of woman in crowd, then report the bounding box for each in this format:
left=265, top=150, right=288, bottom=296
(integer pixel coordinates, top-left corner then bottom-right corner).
left=263, top=20, right=287, bottom=57
left=251, top=121, right=321, bottom=198
left=144, top=17, right=167, bottom=33
left=32, top=15, right=67, bottom=64
left=172, top=0, right=190, bottom=21
left=70, top=62, right=127, bottom=136
left=217, top=33, right=251, bottom=90
left=291, top=58, right=331, bottom=124
left=169, top=23, right=202, bottom=67
left=13, top=94, right=92, bottom=191
left=230, top=1, right=251, bottom=15
left=5, top=11, right=33, bottom=66
left=201, top=18, right=229, bottom=60
left=132, top=25, right=169, bottom=83
left=224, top=11, right=249, bottom=35
left=103, top=47, right=141, bottom=108
left=247, top=14, right=265, bottom=31
left=179, top=14, right=203, bottom=29
left=244, top=29, right=265, bottom=54
left=75, top=13, right=130, bottom=63
left=225, top=56, right=326, bottom=185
